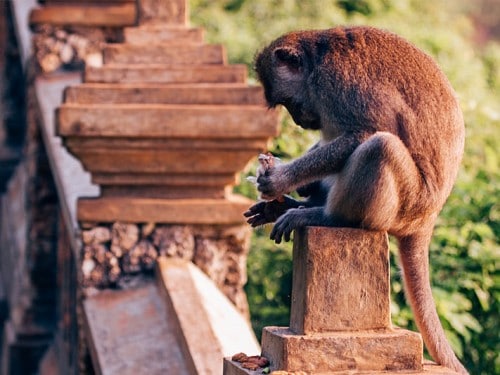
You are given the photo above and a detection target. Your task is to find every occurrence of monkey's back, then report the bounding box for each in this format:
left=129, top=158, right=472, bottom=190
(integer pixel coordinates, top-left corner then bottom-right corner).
left=312, top=27, right=464, bottom=202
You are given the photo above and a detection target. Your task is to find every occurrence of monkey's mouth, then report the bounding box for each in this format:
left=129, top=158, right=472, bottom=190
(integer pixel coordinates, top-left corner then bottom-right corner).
left=291, top=112, right=321, bottom=130
left=283, top=101, right=322, bottom=130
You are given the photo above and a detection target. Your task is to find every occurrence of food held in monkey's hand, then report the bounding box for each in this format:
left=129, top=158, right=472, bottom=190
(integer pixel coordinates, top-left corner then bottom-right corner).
left=247, top=153, right=285, bottom=202
left=245, top=153, right=295, bottom=227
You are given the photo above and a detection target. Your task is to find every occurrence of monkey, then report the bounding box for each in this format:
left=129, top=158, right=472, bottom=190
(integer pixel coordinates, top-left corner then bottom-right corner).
left=244, top=26, right=467, bottom=374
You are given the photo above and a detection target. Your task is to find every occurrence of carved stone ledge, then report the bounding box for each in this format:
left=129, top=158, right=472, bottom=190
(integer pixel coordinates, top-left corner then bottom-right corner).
left=80, top=221, right=252, bottom=315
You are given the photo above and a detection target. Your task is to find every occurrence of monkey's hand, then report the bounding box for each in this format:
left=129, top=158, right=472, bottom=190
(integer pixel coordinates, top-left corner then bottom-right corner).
left=270, top=207, right=326, bottom=244
left=244, top=196, right=300, bottom=227
left=256, top=165, right=290, bottom=200
left=270, top=208, right=305, bottom=243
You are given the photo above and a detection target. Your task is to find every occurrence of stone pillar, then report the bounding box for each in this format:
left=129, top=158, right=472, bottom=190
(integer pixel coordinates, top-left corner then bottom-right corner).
left=289, top=227, right=391, bottom=334
left=262, top=227, right=423, bottom=373
left=224, top=227, right=460, bottom=374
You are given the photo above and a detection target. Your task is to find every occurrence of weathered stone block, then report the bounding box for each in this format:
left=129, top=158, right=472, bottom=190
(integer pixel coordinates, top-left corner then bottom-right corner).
left=63, top=83, right=265, bottom=105
left=77, top=195, right=253, bottom=224
left=84, top=65, right=248, bottom=84
left=103, top=43, right=225, bottom=65
left=290, top=227, right=391, bottom=334
left=223, top=357, right=460, bottom=375
left=261, top=326, right=423, bottom=373
left=124, top=25, right=204, bottom=44
left=137, top=0, right=187, bottom=25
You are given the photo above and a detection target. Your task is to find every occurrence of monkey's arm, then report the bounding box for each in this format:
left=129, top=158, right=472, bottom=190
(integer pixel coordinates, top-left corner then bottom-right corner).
left=257, top=132, right=367, bottom=200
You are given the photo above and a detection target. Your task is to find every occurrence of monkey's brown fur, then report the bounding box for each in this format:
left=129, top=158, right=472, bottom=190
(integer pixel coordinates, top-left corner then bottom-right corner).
left=245, top=26, right=467, bottom=373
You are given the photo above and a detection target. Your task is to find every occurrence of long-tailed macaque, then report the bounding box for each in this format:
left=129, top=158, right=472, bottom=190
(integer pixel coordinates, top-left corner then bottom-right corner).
left=244, top=26, right=467, bottom=374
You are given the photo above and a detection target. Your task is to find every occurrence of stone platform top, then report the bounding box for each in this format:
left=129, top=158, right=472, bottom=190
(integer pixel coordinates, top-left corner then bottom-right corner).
left=223, top=358, right=460, bottom=375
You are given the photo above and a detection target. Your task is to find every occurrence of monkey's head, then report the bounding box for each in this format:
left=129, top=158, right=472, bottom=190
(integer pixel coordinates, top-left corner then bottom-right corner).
left=255, top=32, right=321, bottom=130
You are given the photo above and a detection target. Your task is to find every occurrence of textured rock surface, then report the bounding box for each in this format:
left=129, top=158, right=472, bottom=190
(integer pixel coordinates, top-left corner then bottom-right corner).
left=81, top=222, right=252, bottom=315
left=290, top=227, right=391, bottom=333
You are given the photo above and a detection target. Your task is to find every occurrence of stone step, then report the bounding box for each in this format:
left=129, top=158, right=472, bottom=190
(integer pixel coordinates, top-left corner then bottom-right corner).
left=124, top=25, right=205, bottom=44
left=63, top=83, right=265, bottom=105
left=59, top=135, right=270, bottom=199
left=84, top=64, right=247, bottom=84
left=67, top=148, right=258, bottom=175
left=103, top=43, right=226, bottom=65
left=29, top=3, right=136, bottom=27
left=63, top=137, right=268, bottom=151
left=57, top=103, right=279, bottom=139
left=77, top=195, right=254, bottom=224
left=91, top=172, right=236, bottom=188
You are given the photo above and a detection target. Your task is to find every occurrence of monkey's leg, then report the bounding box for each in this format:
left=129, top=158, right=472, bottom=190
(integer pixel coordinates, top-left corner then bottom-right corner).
left=328, top=133, right=468, bottom=373
left=327, top=131, right=428, bottom=235
left=270, top=132, right=429, bottom=243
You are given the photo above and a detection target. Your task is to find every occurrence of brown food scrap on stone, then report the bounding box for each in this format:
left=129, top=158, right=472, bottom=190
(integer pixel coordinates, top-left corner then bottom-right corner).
left=246, top=355, right=270, bottom=367
left=231, top=352, right=248, bottom=362
left=241, top=362, right=260, bottom=371
left=231, top=352, right=270, bottom=371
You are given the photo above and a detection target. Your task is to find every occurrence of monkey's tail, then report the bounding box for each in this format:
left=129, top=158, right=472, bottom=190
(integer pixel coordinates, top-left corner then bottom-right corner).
left=398, top=232, right=469, bottom=375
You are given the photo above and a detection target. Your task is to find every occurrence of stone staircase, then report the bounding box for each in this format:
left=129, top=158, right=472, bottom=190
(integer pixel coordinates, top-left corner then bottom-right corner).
left=56, top=20, right=278, bottom=224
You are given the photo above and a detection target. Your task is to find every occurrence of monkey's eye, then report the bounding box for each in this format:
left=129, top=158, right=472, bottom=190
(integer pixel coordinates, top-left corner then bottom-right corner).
left=274, top=47, right=302, bottom=71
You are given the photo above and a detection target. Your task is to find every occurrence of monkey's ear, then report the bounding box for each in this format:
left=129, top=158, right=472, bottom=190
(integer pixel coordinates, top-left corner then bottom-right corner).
left=273, top=47, right=302, bottom=71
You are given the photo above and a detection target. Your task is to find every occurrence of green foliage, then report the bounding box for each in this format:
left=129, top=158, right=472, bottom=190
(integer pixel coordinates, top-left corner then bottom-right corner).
left=190, top=1, right=499, bottom=373
left=244, top=227, right=293, bottom=340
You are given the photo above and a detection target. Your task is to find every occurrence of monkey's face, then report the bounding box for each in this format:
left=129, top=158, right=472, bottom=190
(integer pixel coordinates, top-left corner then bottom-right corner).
left=255, top=34, right=321, bottom=130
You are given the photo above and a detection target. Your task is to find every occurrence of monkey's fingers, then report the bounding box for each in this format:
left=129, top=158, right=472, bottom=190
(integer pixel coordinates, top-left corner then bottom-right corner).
left=243, top=209, right=255, bottom=218
left=246, top=215, right=269, bottom=227
left=271, top=212, right=297, bottom=243
left=256, top=174, right=276, bottom=198
left=243, top=201, right=267, bottom=217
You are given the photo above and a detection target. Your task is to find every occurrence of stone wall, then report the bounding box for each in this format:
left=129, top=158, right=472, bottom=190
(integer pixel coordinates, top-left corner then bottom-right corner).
left=81, top=223, right=252, bottom=316
left=0, top=4, right=60, bottom=369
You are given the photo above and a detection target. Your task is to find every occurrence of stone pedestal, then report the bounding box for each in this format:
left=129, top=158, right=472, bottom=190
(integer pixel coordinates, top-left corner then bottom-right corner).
left=261, top=326, right=422, bottom=373
left=263, top=227, right=423, bottom=373
left=224, top=227, right=460, bottom=374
